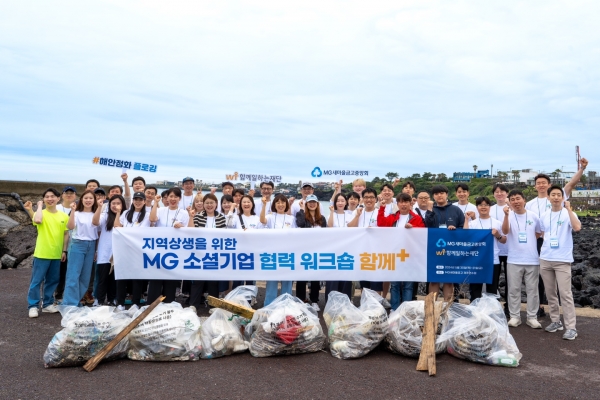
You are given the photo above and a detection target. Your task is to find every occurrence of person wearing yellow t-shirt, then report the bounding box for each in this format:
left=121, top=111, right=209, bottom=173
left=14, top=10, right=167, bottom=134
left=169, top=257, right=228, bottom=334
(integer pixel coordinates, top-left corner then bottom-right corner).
left=24, top=188, right=70, bottom=318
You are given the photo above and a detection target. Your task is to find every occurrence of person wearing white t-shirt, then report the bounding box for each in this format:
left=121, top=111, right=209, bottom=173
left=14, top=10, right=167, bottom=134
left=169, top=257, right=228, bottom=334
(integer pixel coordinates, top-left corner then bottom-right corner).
left=254, top=181, right=275, bottom=218
left=230, top=195, right=262, bottom=230
left=327, top=193, right=353, bottom=228
left=378, top=183, right=398, bottom=217
left=91, top=195, right=125, bottom=307
left=114, top=192, right=151, bottom=309
left=148, top=187, right=190, bottom=305
left=348, top=188, right=383, bottom=296
left=502, top=189, right=543, bottom=329
left=490, top=183, right=510, bottom=316
left=179, top=176, right=196, bottom=210
left=63, top=190, right=99, bottom=306
left=539, top=185, right=582, bottom=340
left=261, top=194, right=296, bottom=306
left=464, top=196, right=507, bottom=300
left=144, top=186, right=157, bottom=212
left=54, top=186, right=77, bottom=302
left=454, top=183, right=479, bottom=220
left=290, top=182, right=315, bottom=217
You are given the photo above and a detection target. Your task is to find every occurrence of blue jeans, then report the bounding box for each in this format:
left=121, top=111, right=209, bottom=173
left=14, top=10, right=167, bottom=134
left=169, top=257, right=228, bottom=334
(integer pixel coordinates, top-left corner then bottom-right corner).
left=28, top=258, right=60, bottom=309
left=63, top=239, right=96, bottom=306
left=390, top=281, right=414, bottom=311
left=264, top=281, right=292, bottom=306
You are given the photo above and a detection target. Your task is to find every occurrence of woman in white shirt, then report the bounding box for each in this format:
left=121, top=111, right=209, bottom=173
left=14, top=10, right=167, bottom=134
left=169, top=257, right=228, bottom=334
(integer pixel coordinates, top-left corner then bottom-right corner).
left=229, top=195, right=262, bottom=290
left=147, top=187, right=190, bottom=304
left=325, top=193, right=354, bottom=301
left=63, top=190, right=99, bottom=306
left=261, top=194, right=296, bottom=306
left=91, top=194, right=125, bottom=307
left=113, top=192, right=151, bottom=309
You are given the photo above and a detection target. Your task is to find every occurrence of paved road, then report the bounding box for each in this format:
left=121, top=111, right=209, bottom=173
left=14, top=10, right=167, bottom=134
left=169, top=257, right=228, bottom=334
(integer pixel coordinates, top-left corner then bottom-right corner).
left=1, top=268, right=598, bottom=399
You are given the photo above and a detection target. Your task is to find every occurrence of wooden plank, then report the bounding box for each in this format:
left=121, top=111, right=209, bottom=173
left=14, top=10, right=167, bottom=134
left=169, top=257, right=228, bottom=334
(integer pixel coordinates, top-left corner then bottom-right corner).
left=416, top=292, right=438, bottom=376
left=207, top=296, right=255, bottom=320
left=83, top=295, right=166, bottom=372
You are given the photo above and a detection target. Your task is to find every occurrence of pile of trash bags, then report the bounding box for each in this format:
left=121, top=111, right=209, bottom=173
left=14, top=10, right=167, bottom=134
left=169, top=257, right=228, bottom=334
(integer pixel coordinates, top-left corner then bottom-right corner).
left=323, top=289, right=388, bottom=359
left=128, top=302, right=203, bottom=361
left=44, top=306, right=133, bottom=368
left=437, top=294, right=522, bottom=367
left=200, top=285, right=256, bottom=359
left=245, top=293, right=326, bottom=357
left=385, top=301, right=446, bottom=358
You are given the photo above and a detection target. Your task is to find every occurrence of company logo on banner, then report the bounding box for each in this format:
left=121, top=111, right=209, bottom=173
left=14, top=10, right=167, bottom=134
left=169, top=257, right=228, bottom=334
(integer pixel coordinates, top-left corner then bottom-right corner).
left=225, top=172, right=282, bottom=183
left=112, top=228, right=493, bottom=283
left=311, top=167, right=369, bottom=178
left=427, top=229, right=493, bottom=284
left=93, top=157, right=157, bottom=173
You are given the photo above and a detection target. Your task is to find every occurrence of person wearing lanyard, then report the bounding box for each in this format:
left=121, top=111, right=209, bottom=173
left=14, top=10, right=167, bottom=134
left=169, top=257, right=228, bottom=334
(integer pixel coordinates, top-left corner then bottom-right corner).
left=325, top=193, right=354, bottom=301
left=502, top=189, right=543, bottom=329
left=463, top=196, right=507, bottom=301
left=91, top=194, right=125, bottom=307
left=186, top=193, right=226, bottom=314
left=348, top=188, right=384, bottom=296
left=115, top=192, right=151, bottom=309
left=423, top=185, right=465, bottom=301
left=454, top=183, right=479, bottom=220
left=378, top=193, right=426, bottom=310
left=539, top=185, right=581, bottom=340
left=179, top=176, right=196, bottom=210
left=347, top=191, right=361, bottom=213
left=490, top=183, right=511, bottom=316
left=147, top=187, right=190, bottom=304
left=229, top=195, right=261, bottom=289
left=295, top=195, right=327, bottom=312
left=260, top=193, right=296, bottom=306
left=54, top=186, right=77, bottom=304
left=526, top=174, right=554, bottom=318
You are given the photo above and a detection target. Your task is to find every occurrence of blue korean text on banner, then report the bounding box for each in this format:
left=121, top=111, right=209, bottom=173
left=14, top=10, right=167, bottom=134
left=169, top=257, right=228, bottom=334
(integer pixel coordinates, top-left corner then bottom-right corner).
left=426, top=229, right=494, bottom=284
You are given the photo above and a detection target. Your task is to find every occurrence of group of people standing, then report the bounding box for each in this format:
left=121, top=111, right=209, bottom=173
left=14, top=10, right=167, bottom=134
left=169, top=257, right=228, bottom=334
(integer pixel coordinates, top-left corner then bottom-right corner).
left=25, top=157, right=588, bottom=341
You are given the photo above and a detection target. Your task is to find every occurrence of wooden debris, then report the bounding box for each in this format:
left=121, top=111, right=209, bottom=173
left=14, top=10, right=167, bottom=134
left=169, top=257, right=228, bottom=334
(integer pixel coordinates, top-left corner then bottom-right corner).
left=207, top=296, right=255, bottom=320
left=416, top=292, right=438, bottom=376
left=82, top=295, right=166, bottom=372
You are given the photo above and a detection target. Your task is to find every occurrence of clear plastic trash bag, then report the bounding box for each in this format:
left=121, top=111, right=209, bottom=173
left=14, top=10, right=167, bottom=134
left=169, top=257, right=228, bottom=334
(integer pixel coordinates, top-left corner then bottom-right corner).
left=436, top=294, right=522, bottom=367
left=43, top=305, right=133, bottom=368
left=245, top=293, right=326, bottom=357
left=385, top=300, right=446, bottom=358
left=200, top=286, right=256, bottom=359
left=323, top=289, right=389, bottom=359
left=127, top=302, right=202, bottom=361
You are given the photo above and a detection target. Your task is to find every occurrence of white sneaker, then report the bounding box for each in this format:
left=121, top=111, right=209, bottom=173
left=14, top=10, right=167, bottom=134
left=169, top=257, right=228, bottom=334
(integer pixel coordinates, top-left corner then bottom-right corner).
left=29, top=308, right=39, bottom=318
left=526, top=318, right=542, bottom=329
left=117, top=305, right=125, bottom=311
left=311, top=303, right=320, bottom=312
left=92, top=299, right=99, bottom=307
left=42, top=304, right=59, bottom=313
left=507, top=318, right=521, bottom=327
left=189, top=305, right=197, bottom=314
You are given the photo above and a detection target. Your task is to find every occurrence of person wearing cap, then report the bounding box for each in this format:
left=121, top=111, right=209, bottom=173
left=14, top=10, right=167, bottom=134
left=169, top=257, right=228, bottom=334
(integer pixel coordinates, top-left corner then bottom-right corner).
left=295, top=194, right=326, bottom=311
left=290, top=182, right=315, bottom=218
left=179, top=177, right=196, bottom=210
left=94, top=187, right=107, bottom=204
left=54, top=186, right=77, bottom=303
left=114, top=191, right=152, bottom=309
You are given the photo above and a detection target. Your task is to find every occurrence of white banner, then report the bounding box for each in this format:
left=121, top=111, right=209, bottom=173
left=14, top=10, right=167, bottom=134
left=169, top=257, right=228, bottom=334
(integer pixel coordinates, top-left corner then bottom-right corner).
left=112, top=227, right=428, bottom=281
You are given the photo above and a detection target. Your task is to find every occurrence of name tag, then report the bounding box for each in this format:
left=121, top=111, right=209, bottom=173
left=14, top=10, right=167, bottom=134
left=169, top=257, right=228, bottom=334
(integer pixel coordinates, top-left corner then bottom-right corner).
left=518, top=232, right=527, bottom=243
left=550, top=237, right=559, bottom=248
left=439, top=224, right=447, bottom=229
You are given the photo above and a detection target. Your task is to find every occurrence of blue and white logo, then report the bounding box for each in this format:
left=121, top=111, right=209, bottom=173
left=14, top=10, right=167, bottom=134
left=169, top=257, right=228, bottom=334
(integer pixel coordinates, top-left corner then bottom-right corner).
left=311, top=167, right=323, bottom=178
left=436, top=238, right=447, bottom=248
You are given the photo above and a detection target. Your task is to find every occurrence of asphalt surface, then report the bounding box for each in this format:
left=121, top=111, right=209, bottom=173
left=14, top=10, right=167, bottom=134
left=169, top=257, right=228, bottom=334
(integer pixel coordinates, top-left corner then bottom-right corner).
left=1, top=268, right=599, bottom=400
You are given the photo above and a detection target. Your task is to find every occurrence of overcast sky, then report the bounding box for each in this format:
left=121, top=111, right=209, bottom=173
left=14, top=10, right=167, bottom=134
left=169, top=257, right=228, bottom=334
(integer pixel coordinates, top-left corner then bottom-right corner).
left=1, top=1, right=598, bottom=186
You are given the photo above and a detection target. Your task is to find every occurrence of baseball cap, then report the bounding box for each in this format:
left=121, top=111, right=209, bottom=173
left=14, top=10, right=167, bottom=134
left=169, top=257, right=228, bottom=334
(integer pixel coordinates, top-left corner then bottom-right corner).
left=133, top=192, right=146, bottom=200
left=62, top=186, right=76, bottom=193
left=306, top=194, right=319, bottom=202
left=222, top=181, right=234, bottom=188
left=94, top=188, right=106, bottom=195
left=301, top=182, right=315, bottom=188
left=182, top=177, right=194, bottom=183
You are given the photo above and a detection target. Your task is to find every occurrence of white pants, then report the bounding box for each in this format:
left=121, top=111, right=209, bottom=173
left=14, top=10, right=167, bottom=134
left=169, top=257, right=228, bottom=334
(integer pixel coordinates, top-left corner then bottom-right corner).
left=507, top=263, right=540, bottom=320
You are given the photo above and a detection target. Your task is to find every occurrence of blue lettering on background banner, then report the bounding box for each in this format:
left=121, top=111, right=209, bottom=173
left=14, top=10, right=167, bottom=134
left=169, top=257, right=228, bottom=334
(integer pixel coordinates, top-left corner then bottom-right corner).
left=426, top=229, right=494, bottom=284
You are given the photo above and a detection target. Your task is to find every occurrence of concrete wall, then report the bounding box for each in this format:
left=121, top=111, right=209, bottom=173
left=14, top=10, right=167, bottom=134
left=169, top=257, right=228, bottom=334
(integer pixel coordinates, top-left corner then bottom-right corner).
left=0, top=180, right=90, bottom=197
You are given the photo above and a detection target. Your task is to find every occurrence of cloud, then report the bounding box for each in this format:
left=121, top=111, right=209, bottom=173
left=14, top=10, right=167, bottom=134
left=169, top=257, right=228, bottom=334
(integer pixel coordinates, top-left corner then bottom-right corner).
left=0, top=0, right=598, bottom=186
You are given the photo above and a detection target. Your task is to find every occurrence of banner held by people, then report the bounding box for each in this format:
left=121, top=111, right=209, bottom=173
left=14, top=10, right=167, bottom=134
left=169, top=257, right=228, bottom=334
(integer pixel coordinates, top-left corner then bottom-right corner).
left=113, top=228, right=493, bottom=282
